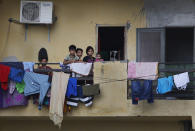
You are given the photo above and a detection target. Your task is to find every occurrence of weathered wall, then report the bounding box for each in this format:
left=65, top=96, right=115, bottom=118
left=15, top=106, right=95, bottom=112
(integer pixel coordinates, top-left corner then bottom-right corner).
left=0, top=0, right=146, bottom=61
left=144, top=0, right=195, bottom=27
left=1, top=0, right=195, bottom=130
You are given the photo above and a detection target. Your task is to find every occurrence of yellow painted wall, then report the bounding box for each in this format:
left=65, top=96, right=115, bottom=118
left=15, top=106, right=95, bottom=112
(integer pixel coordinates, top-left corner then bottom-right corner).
left=0, top=0, right=146, bottom=62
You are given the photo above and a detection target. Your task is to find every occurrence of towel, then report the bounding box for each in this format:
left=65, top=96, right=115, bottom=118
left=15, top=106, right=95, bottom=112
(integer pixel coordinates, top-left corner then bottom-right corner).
left=173, top=72, right=189, bottom=90
left=70, top=63, right=92, bottom=76
left=49, top=72, right=69, bottom=128
left=128, top=62, right=158, bottom=80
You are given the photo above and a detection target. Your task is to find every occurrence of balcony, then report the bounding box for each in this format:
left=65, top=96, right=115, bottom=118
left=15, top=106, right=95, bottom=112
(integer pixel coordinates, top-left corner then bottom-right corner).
left=128, top=63, right=195, bottom=100
left=1, top=61, right=195, bottom=129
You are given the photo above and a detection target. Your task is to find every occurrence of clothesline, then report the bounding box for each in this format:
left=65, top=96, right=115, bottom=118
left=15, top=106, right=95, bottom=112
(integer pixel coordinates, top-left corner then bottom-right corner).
left=1, top=61, right=195, bottom=84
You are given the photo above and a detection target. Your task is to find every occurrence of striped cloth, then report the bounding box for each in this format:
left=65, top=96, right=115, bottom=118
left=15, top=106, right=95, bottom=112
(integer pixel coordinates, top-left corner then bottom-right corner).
left=23, top=72, right=50, bottom=106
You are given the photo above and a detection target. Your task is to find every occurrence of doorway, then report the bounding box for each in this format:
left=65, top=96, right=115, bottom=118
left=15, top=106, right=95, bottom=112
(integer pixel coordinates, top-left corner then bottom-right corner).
left=97, top=26, right=125, bottom=61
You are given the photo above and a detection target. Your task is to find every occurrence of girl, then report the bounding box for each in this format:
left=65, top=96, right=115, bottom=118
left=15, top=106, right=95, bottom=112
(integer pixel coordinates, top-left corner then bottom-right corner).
left=83, top=46, right=95, bottom=63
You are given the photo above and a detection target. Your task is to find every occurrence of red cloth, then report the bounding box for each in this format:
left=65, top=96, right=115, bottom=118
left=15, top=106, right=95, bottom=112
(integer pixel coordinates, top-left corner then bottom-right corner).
left=0, top=64, right=10, bottom=90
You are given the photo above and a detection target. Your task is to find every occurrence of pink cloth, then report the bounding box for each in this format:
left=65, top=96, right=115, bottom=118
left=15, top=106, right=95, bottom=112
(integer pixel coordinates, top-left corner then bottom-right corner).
left=95, top=59, right=104, bottom=62
left=128, top=62, right=158, bottom=80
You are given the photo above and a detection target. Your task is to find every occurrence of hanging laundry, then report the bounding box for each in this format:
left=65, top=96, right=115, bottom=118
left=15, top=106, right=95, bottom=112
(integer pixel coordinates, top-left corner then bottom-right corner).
left=49, top=72, right=69, bottom=128
left=173, top=72, right=190, bottom=90
left=70, top=63, right=92, bottom=76
left=2, top=56, right=18, bottom=62
left=82, top=84, right=100, bottom=96
left=131, top=80, right=153, bottom=104
left=0, top=62, right=24, bottom=70
left=0, top=64, right=10, bottom=90
left=66, top=78, right=77, bottom=98
left=9, top=67, right=24, bottom=83
left=9, top=80, right=16, bottom=94
left=23, top=72, right=50, bottom=108
left=23, top=62, right=35, bottom=72
left=79, top=96, right=93, bottom=107
left=128, top=62, right=158, bottom=80
left=156, top=76, right=174, bottom=94
left=0, top=88, right=28, bottom=108
left=66, top=86, right=94, bottom=107
left=67, top=97, right=79, bottom=107
left=16, top=81, right=25, bottom=94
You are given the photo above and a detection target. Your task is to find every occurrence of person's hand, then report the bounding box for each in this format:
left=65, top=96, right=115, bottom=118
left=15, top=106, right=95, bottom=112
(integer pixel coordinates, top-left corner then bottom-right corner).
left=71, top=60, right=75, bottom=63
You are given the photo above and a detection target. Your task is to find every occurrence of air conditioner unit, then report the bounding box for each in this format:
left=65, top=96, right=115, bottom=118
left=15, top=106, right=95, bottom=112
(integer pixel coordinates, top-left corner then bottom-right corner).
left=20, top=1, right=53, bottom=24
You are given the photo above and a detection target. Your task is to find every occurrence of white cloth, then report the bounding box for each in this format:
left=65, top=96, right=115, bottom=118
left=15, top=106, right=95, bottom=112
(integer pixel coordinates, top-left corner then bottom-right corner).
left=49, top=72, right=69, bottom=128
left=9, top=80, right=16, bottom=94
left=23, top=62, right=35, bottom=72
left=70, top=63, right=92, bottom=76
left=173, top=72, right=190, bottom=90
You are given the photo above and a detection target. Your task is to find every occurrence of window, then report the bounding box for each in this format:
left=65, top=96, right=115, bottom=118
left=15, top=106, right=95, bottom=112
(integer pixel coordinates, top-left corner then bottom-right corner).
left=97, top=26, right=126, bottom=61
left=137, top=27, right=195, bottom=62
left=165, top=27, right=194, bottom=63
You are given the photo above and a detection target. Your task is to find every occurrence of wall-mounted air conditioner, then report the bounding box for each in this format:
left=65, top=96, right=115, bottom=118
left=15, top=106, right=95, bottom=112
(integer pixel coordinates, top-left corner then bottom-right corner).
left=20, top=1, right=53, bottom=24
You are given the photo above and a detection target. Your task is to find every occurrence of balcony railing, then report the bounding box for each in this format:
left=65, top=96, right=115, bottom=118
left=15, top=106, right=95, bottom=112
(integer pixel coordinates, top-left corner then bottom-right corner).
left=128, top=63, right=195, bottom=100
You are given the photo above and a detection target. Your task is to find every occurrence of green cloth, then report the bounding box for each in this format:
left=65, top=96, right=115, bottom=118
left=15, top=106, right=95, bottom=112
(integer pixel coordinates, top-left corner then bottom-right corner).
left=82, top=84, right=100, bottom=96
left=16, top=81, right=25, bottom=94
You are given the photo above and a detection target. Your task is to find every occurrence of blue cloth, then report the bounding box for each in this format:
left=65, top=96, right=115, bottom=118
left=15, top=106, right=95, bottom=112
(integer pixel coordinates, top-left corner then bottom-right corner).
left=77, top=85, right=83, bottom=97
left=23, top=72, right=50, bottom=108
left=131, top=80, right=153, bottom=104
left=9, top=67, right=24, bottom=83
left=156, top=76, right=173, bottom=94
left=0, top=62, right=24, bottom=70
left=66, top=78, right=77, bottom=98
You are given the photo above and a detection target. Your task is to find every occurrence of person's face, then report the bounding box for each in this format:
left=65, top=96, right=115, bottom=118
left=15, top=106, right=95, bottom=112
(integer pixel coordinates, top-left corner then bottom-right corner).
left=96, top=54, right=101, bottom=59
left=41, top=59, right=47, bottom=66
left=70, top=50, right=76, bottom=55
left=87, top=49, right=94, bottom=56
left=77, top=50, right=83, bottom=58
left=41, top=59, right=47, bottom=63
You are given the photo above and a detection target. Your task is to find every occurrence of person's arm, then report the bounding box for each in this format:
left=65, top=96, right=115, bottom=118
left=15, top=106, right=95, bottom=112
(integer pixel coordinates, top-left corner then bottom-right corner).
left=63, top=59, right=74, bottom=65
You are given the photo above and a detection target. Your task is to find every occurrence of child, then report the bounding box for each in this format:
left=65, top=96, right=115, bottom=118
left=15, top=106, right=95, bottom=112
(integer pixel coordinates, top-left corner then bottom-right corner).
left=76, top=48, right=83, bottom=61
left=63, top=45, right=79, bottom=66
left=83, top=46, right=95, bottom=84
left=95, top=53, right=104, bottom=62
left=35, top=48, right=52, bottom=109
left=37, top=48, right=52, bottom=77
left=83, top=46, right=95, bottom=63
